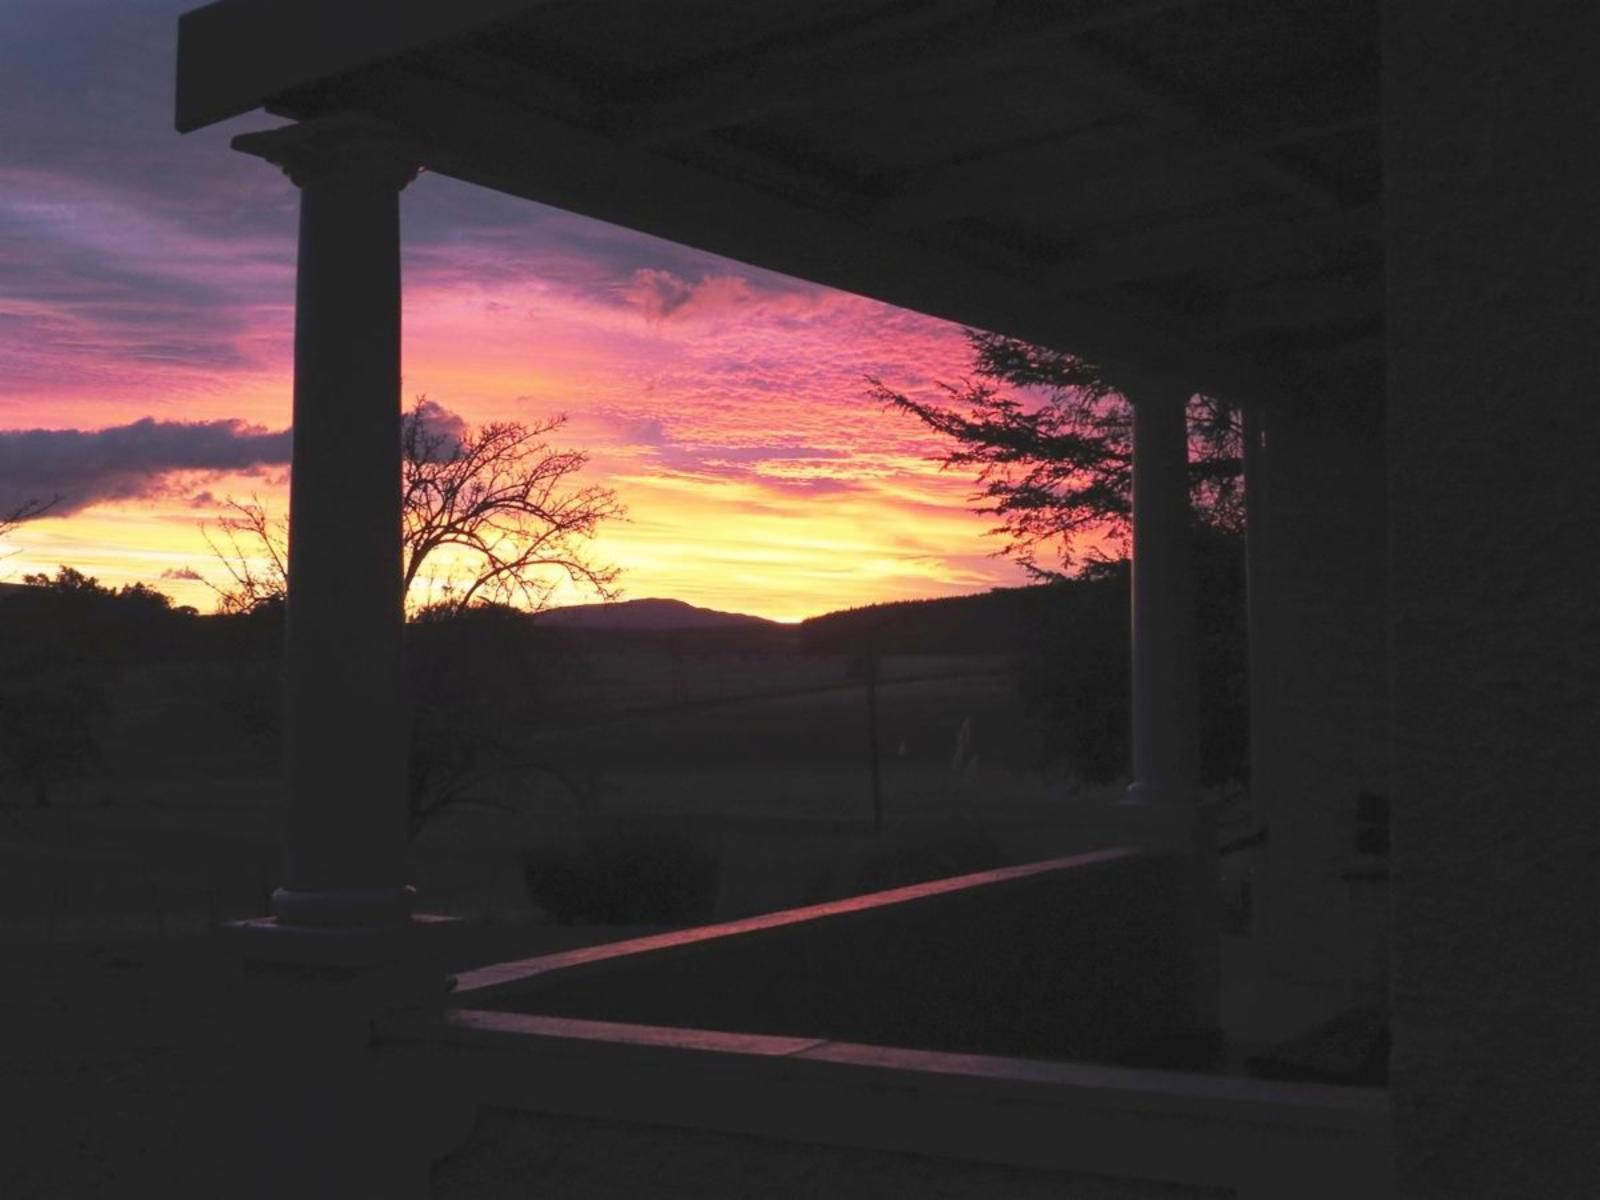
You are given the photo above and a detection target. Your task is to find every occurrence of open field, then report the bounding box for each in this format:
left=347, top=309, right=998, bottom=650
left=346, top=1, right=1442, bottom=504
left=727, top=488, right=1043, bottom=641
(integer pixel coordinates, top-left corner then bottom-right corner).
left=2, top=654, right=1124, bottom=942
left=0, top=584, right=1140, bottom=946
left=557, top=648, right=1012, bottom=714
left=482, top=664, right=1058, bottom=816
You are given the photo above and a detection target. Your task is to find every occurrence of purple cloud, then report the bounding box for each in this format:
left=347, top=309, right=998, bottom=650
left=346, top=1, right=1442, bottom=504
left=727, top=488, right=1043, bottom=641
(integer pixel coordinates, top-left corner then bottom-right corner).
left=406, top=398, right=472, bottom=460
left=0, top=417, right=290, bottom=516
left=624, top=268, right=827, bottom=325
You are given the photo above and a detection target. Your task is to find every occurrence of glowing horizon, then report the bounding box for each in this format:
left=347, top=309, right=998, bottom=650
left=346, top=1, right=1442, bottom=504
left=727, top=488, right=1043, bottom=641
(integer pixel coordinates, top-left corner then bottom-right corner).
left=0, top=3, right=1035, bottom=623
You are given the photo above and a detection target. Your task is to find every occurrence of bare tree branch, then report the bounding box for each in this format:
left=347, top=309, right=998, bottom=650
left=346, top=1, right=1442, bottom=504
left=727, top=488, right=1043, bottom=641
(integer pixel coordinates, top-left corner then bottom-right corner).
left=200, top=398, right=623, bottom=615
left=399, top=402, right=623, bottom=615
left=200, top=497, right=288, bottom=614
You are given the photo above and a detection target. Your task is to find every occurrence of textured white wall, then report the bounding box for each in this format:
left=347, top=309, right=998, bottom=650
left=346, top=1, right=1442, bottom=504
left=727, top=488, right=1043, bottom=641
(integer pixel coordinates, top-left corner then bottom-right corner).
left=1384, top=4, right=1600, bottom=1195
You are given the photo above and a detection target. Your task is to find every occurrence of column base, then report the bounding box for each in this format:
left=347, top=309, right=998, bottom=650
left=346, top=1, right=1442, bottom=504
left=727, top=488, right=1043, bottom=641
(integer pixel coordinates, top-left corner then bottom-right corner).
left=1118, top=780, right=1192, bottom=807
left=271, top=882, right=416, bottom=928
left=1117, top=782, right=1195, bottom=851
left=213, top=914, right=473, bottom=1200
left=222, top=910, right=458, bottom=969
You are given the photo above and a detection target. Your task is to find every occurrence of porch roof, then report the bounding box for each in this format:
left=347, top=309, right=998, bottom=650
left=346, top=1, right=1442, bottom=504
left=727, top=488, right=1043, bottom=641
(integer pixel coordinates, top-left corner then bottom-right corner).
left=175, top=0, right=1381, bottom=406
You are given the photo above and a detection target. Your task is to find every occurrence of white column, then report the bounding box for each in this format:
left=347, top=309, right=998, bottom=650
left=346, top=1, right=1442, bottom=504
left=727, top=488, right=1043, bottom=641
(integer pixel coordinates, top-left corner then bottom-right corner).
left=1120, top=377, right=1217, bottom=1037
left=233, top=117, right=420, bottom=928
left=1121, top=380, right=1197, bottom=835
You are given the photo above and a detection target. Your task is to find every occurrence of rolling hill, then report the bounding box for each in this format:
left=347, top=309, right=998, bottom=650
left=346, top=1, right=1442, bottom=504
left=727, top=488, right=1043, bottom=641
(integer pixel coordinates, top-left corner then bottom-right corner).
left=533, top=597, right=780, bottom=632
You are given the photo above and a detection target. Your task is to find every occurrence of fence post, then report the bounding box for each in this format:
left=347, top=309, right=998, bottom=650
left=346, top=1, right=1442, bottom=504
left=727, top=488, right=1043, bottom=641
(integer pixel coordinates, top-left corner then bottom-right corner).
left=862, top=652, right=884, bottom=834
left=151, top=880, right=166, bottom=940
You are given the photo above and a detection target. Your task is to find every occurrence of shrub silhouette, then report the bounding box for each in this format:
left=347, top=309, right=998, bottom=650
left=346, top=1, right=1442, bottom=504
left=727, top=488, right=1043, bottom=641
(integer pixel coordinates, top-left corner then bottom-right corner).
left=0, top=681, right=106, bottom=807
left=522, top=830, right=720, bottom=925
left=852, top=821, right=1007, bottom=893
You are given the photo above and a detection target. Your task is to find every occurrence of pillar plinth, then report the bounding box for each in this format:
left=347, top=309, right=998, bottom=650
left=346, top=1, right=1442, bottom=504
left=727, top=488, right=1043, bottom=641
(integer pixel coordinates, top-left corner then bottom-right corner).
left=234, top=117, right=421, bottom=929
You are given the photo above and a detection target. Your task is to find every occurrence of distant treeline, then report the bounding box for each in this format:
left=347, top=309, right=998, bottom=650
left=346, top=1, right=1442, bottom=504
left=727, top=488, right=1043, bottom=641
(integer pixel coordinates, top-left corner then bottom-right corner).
left=0, top=569, right=278, bottom=675
left=798, top=585, right=1074, bottom=657
left=0, top=532, right=1249, bottom=807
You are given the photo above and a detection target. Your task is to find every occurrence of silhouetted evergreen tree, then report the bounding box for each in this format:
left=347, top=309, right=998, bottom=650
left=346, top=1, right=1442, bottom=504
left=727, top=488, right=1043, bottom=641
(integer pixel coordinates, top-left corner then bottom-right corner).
left=871, top=331, right=1249, bottom=786
left=869, top=329, right=1242, bottom=578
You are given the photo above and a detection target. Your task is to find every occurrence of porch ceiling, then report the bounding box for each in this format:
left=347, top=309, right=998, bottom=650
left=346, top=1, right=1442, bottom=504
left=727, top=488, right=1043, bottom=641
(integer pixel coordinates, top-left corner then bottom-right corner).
left=176, top=0, right=1381, bottom=407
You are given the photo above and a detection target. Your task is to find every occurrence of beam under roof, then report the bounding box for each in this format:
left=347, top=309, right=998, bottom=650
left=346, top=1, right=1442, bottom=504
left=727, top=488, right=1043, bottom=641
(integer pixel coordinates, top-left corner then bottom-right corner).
left=605, top=0, right=1213, bottom=147
left=866, top=111, right=1375, bottom=230
left=1045, top=203, right=1380, bottom=291
left=1036, top=33, right=1366, bottom=213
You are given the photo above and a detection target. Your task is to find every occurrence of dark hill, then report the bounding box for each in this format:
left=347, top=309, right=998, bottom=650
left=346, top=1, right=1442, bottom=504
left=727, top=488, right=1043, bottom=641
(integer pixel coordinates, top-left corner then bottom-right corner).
left=799, top=584, right=1081, bottom=656
left=533, top=597, right=779, bottom=632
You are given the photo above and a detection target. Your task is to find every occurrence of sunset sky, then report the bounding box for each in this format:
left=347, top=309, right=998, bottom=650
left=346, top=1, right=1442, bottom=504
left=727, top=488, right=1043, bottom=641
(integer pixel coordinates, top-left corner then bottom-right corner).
left=0, top=1, right=1033, bottom=622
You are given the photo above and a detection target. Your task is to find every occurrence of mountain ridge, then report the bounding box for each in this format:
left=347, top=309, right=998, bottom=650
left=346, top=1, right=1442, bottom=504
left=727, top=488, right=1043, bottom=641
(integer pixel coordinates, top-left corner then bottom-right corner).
left=533, top=596, right=780, bottom=631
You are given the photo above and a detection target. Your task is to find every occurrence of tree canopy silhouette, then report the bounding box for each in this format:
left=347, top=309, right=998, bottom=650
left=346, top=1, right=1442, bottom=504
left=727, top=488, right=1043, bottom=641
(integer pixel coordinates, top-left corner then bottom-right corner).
left=204, top=398, right=623, bottom=614
left=869, top=329, right=1242, bottom=577
left=401, top=403, right=621, bottom=611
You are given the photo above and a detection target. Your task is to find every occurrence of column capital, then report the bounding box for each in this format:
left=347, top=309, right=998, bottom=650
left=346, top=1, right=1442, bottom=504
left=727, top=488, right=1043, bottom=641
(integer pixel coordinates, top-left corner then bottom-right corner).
left=1108, top=366, right=1192, bottom=406
left=232, top=114, right=422, bottom=193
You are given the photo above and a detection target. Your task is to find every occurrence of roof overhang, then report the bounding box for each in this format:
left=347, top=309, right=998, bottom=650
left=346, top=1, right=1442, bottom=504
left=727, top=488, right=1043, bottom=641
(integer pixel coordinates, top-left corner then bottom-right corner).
left=174, top=0, right=553, bottom=134
left=177, top=0, right=1383, bottom=407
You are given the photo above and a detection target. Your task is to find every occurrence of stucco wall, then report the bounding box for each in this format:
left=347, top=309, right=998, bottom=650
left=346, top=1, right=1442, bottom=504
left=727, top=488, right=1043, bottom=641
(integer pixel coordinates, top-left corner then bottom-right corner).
left=1249, top=379, right=1388, bottom=992
left=1384, top=4, right=1600, bottom=1195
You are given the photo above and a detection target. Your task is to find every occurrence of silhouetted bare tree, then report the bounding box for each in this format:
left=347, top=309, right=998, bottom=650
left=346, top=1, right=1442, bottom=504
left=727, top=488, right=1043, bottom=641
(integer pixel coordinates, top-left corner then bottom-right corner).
left=869, top=329, right=1242, bottom=578
left=402, top=404, right=622, bottom=612
left=202, top=398, right=623, bottom=614
left=402, top=600, right=603, bottom=839
left=201, top=498, right=288, bottom=615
